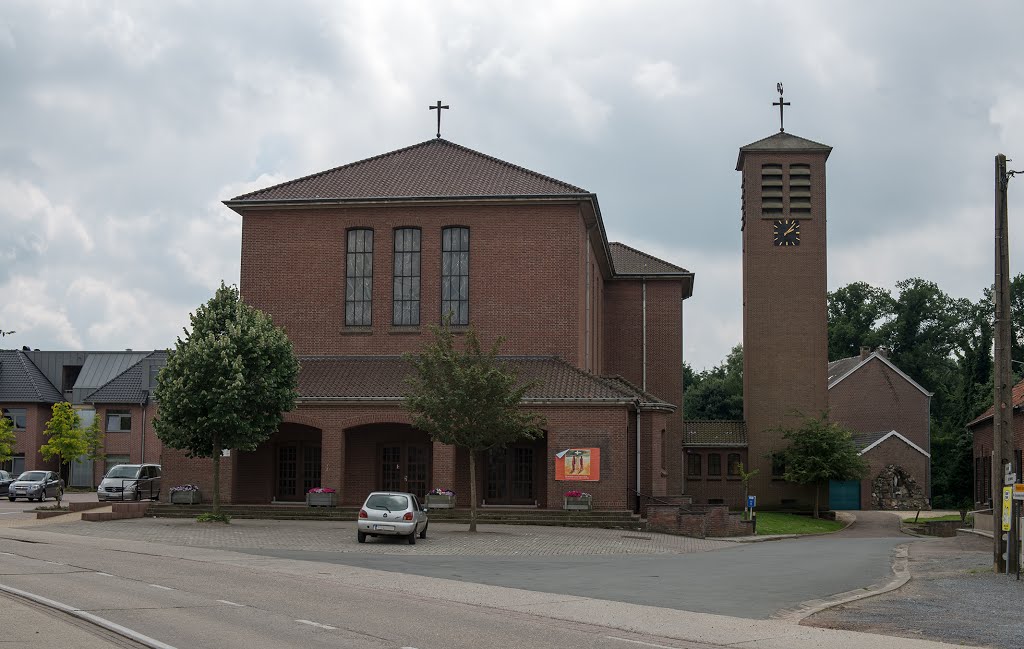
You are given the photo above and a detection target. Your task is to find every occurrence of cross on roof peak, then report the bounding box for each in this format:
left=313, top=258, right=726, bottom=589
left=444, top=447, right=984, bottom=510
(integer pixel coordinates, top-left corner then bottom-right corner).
left=429, top=100, right=449, bottom=138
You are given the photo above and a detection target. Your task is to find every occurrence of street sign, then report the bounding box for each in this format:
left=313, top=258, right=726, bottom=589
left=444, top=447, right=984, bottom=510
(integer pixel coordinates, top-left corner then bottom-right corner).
left=1005, top=472, right=1017, bottom=485
left=1003, top=487, right=1013, bottom=532
left=1014, top=483, right=1024, bottom=501
left=747, top=495, right=756, bottom=509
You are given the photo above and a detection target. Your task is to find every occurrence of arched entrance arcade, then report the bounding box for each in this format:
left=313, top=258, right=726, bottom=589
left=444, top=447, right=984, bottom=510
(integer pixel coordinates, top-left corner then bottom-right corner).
left=234, top=422, right=323, bottom=504
left=344, top=423, right=432, bottom=505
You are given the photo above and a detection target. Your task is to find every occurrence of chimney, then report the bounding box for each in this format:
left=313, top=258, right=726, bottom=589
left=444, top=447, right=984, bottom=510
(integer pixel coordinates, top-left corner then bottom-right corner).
left=877, top=346, right=889, bottom=359
left=859, top=346, right=872, bottom=359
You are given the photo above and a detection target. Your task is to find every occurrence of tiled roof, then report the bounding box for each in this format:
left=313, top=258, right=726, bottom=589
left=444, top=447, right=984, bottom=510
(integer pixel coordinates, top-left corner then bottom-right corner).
left=228, top=139, right=588, bottom=203
left=683, top=420, right=747, bottom=447
left=600, top=376, right=676, bottom=410
left=967, top=378, right=1024, bottom=427
left=609, top=242, right=690, bottom=276
left=0, top=350, right=63, bottom=403
left=297, top=355, right=675, bottom=408
left=850, top=430, right=892, bottom=452
left=85, top=351, right=166, bottom=404
left=736, top=131, right=832, bottom=170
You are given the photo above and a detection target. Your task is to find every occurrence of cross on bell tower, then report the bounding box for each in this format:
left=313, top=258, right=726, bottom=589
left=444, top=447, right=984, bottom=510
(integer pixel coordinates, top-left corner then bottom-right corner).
left=773, top=83, right=791, bottom=133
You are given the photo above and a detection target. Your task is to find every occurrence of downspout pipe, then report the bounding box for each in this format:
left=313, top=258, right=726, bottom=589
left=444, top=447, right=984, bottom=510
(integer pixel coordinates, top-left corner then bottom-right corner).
left=636, top=405, right=642, bottom=513
left=140, top=396, right=148, bottom=464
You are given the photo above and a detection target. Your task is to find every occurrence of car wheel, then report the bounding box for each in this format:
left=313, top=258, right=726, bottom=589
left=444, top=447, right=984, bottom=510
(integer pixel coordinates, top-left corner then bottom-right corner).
left=407, top=531, right=416, bottom=545
left=56, top=488, right=63, bottom=501
left=40, top=489, right=46, bottom=502
left=357, top=531, right=366, bottom=543
left=419, top=522, right=428, bottom=539
left=7, top=497, right=14, bottom=502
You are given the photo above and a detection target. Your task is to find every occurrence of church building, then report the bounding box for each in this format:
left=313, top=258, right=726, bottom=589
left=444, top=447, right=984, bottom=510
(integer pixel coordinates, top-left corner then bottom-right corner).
left=160, top=138, right=694, bottom=510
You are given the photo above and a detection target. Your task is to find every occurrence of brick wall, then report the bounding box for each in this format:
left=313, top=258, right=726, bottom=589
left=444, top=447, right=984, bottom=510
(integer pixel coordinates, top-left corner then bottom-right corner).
left=741, top=149, right=830, bottom=507
left=829, top=356, right=931, bottom=450
left=647, top=504, right=753, bottom=538
left=683, top=447, right=748, bottom=506
left=971, top=414, right=1024, bottom=506
left=1, top=403, right=56, bottom=472
left=238, top=203, right=588, bottom=363
left=91, top=403, right=164, bottom=484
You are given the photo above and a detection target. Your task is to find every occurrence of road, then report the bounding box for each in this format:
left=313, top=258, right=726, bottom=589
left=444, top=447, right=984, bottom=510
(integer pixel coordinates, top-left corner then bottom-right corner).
left=0, top=513, right=969, bottom=649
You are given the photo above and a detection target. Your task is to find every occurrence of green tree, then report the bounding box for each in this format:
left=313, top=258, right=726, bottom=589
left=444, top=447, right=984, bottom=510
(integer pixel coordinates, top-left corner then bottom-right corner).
left=154, top=282, right=299, bottom=517
left=776, top=413, right=868, bottom=518
left=0, top=416, right=15, bottom=466
left=82, top=411, right=104, bottom=464
left=40, top=402, right=88, bottom=504
left=827, top=282, right=894, bottom=361
left=404, top=322, right=545, bottom=532
left=684, top=344, right=743, bottom=420
left=736, top=462, right=759, bottom=519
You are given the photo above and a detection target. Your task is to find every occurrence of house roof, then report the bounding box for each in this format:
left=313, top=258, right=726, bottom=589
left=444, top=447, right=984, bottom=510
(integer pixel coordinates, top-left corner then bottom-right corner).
left=0, top=350, right=63, bottom=403
left=85, top=351, right=167, bottom=404
left=827, top=352, right=933, bottom=397
left=227, top=138, right=588, bottom=204
left=735, top=131, right=832, bottom=170
left=297, top=355, right=676, bottom=409
left=683, top=420, right=747, bottom=447
left=967, top=378, right=1024, bottom=427
left=608, top=242, right=690, bottom=276
left=72, top=352, right=149, bottom=403
left=854, top=430, right=931, bottom=458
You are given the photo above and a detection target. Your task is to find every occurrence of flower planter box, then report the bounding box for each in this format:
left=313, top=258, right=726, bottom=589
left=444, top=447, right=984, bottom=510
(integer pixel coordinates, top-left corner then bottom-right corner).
left=563, top=496, right=592, bottom=511
left=425, top=494, right=456, bottom=509
left=170, top=490, right=201, bottom=505
left=306, top=492, right=337, bottom=507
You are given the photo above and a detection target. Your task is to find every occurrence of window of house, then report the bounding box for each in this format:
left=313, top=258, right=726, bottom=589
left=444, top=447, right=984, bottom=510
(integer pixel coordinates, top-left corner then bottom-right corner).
left=104, top=455, right=130, bottom=474
left=393, top=228, right=421, bottom=325
left=686, top=452, right=701, bottom=477
left=345, top=229, right=374, bottom=326
left=2, top=408, right=26, bottom=430
left=771, top=453, right=786, bottom=478
left=441, top=226, right=469, bottom=325
left=106, top=410, right=132, bottom=432
left=1, top=454, right=25, bottom=476
left=707, top=453, right=722, bottom=477
left=148, top=364, right=161, bottom=388
left=727, top=453, right=742, bottom=477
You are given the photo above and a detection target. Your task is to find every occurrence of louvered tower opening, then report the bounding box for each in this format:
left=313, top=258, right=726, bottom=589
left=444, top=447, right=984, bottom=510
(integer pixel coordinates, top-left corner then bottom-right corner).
left=761, top=164, right=783, bottom=217
left=789, top=163, right=811, bottom=216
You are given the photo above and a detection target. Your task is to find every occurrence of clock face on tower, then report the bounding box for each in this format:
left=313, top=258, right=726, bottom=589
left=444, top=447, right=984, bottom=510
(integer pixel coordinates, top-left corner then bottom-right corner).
left=773, top=219, right=800, bottom=246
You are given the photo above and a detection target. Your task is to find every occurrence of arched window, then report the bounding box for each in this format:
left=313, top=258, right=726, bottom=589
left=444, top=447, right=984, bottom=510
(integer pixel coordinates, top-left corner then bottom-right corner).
left=707, top=453, right=722, bottom=477
left=727, top=453, right=742, bottom=477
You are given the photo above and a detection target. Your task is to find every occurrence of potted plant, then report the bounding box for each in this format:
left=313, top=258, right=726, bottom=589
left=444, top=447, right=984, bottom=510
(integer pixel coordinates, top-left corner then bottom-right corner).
left=306, top=487, right=337, bottom=507
left=563, top=490, right=592, bottom=511
left=169, top=485, right=201, bottom=505
left=425, top=488, right=456, bottom=509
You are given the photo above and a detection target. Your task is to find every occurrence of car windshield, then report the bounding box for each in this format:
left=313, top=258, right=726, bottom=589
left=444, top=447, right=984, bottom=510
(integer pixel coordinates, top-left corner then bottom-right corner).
left=365, top=494, right=409, bottom=511
left=18, top=471, right=46, bottom=481
left=105, top=466, right=141, bottom=479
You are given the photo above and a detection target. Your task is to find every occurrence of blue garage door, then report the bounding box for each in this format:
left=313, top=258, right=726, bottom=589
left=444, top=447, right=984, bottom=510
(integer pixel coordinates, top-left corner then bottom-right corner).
left=829, top=480, right=861, bottom=510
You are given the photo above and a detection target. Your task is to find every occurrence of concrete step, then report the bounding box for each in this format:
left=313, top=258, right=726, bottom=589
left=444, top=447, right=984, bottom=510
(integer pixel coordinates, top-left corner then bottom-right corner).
left=83, top=501, right=150, bottom=522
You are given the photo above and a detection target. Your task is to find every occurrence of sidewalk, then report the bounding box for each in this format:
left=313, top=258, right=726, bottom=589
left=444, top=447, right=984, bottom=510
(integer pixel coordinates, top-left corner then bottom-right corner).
left=0, top=589, right=138, bottom=648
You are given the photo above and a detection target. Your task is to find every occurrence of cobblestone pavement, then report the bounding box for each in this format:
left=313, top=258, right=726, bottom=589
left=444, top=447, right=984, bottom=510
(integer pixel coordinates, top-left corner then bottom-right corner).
left=805, top=533, right=1024, bottom=648
left=29, top=517, right=734, bottom=556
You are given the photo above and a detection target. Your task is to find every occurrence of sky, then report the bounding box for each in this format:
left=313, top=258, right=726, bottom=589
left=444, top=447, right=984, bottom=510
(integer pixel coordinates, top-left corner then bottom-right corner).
left=2, top=1, right=1024, bottom=370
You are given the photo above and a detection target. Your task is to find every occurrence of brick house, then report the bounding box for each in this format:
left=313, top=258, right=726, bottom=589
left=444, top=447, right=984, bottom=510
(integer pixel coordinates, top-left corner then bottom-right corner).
left=160, top=138, right=694, bottom=510
left=0, top=349, right=166, bottom=485
left=968, top=379, right=1024, bottom=507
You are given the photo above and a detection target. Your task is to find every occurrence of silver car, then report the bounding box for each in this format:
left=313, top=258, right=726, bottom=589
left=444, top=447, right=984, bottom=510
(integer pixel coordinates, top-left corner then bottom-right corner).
left=357, top=492, right=428, bottom=544
left=8, top=470, right=63, bottom=502
left=97, top=464, right=162, bottom=501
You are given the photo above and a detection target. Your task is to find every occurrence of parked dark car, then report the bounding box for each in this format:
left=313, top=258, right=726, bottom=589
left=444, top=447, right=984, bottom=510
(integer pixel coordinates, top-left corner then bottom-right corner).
left=0, top=470, right=14, bottom=496
left=97, top=464, right=162, bottom=501
left=7, top=470, right=63, bottom=502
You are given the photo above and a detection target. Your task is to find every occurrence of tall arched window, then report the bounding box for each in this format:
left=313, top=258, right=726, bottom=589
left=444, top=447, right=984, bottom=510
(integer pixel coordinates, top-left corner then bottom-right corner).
left=442, top=226, right=469, bottom=325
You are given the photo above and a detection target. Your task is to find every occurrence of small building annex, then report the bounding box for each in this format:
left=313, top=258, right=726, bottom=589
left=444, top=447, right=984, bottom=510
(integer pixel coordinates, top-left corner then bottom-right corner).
left=161, top=138, right=695, bottom=510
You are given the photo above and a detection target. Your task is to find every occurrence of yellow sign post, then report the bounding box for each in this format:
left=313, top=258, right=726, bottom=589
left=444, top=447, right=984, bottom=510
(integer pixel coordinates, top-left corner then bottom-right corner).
left=1003, top=486, right=1013, bottom=532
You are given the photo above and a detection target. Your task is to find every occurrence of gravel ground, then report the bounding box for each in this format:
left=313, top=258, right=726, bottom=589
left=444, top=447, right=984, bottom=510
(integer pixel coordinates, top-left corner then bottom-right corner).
left=805, top=533, right=1024, bottom=648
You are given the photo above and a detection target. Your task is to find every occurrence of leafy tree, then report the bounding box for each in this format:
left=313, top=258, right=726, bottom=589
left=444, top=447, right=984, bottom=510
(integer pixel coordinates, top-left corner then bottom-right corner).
left=405, top=321, right=545, bottom=532
left=736, top=462, right=759, bottom=519
left=40, top=402, right=88, bottom=504
left=154, top=282, right=299, bottom=517
left=827, top=282, right=894, bottom=361
left=82, top=411, right=104, bottom=464
left=0, top=416, right=15, bottom=467
left=776, top=413, right=868, bottom=518
left=684, top=345, right=743, bottom=420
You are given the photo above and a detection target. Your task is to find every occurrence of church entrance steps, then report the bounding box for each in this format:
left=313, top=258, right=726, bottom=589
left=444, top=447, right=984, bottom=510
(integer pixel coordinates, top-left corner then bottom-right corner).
left=145, top=503, right=646, bottom=529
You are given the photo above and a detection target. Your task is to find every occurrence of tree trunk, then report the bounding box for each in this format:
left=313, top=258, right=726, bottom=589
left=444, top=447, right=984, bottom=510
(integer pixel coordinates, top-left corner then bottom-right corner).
left=468, top=450, right=477, bottom=533
left=212, top=431, right=221, bottom=516
left=813, top=482, right=820, bottom=519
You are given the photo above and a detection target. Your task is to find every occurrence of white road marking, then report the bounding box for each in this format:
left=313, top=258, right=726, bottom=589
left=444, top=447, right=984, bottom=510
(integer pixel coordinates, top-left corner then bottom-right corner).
left=94, top=572, right=112, bottom=576
left=0, top=551, right=13, bottom=555
left=217, top=599, right=245, bottom=607
left=149, top=584, right=174, bottom=590
left=0, top=511, right=21, bottom=515
left=44, top=560, right=63, bottom=565
left=296, top=619, right=337, bottom=630
left=606, top=637, right=679, bottom=649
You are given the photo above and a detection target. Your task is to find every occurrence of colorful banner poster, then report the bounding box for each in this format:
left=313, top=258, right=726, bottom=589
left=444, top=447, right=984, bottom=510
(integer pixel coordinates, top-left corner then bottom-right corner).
left=555, top=448, right=600, bottom=481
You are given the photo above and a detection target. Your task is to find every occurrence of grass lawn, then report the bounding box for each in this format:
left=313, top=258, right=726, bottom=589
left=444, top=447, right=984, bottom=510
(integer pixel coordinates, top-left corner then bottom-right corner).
left=755, top=512, right=845, bottom=535
left=902, top=514, right=970, bottom=524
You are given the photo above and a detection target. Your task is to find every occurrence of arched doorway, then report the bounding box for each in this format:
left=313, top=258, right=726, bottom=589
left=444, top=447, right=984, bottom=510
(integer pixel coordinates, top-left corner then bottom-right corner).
left=235, top=422, right=323, bottom=503
left=345, top=423, right=432, bottom=503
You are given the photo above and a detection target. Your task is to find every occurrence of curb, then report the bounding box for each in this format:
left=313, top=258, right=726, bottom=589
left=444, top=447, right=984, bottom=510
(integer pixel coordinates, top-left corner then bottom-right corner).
left=0, top=582, right=178, bottom=649
left=772, top=542, right=912, bottom=622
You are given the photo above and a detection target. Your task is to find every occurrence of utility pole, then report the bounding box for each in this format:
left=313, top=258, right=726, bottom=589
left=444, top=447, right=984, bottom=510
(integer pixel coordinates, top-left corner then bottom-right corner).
left=994, top=153, right=1016, bottom=574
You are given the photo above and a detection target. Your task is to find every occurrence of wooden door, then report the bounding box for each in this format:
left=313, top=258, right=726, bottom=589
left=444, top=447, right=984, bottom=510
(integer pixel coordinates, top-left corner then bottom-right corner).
left=379, top=444, right=429, bottom=500
left=276, top=444, right=322, bottom=501
left=485, top=446, right=535, bottom=505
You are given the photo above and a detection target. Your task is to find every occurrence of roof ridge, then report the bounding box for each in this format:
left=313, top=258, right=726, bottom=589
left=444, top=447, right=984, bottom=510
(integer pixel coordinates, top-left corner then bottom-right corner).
left=608, top=241, right=687, bottom=274
left=230, top=139, right=588, bottom=202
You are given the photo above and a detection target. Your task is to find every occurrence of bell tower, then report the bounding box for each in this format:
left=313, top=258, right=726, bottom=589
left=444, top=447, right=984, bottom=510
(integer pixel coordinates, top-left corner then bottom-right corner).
left=737, top=87, right=832, bottom=506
